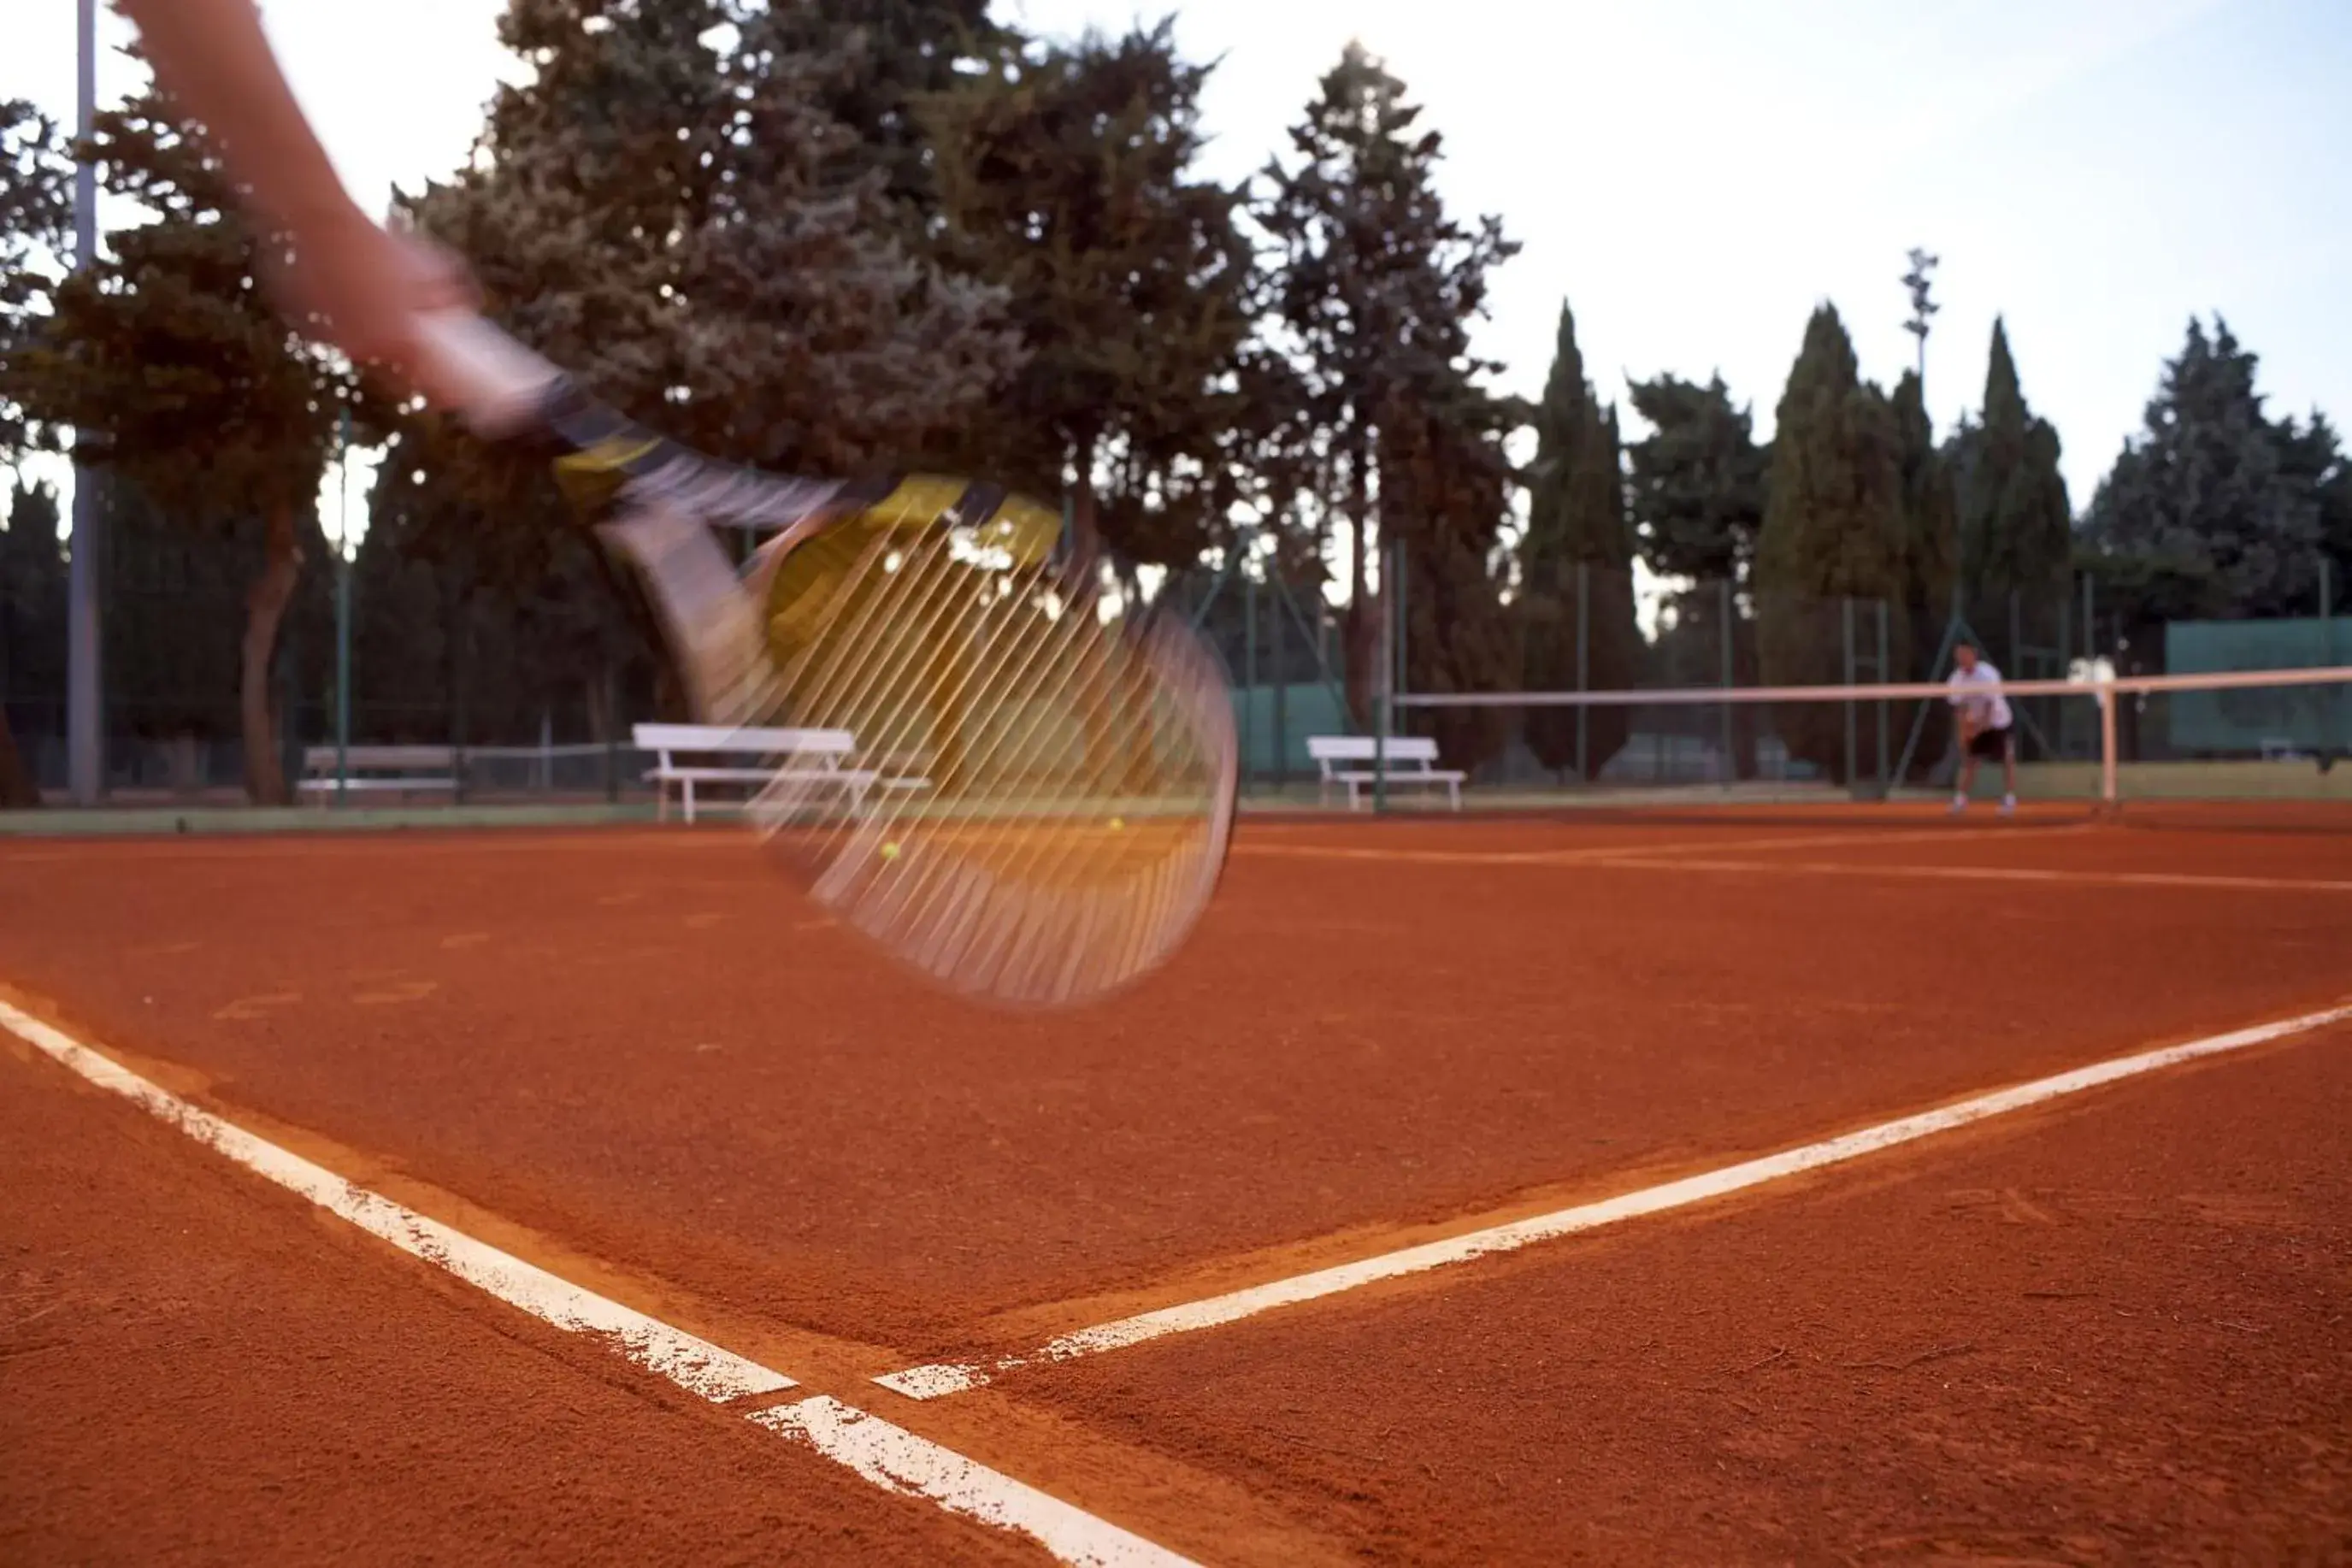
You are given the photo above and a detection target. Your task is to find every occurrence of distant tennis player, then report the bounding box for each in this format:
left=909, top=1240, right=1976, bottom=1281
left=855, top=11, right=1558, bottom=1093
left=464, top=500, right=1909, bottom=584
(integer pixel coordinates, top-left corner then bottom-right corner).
left=1947, top=642, right=2017, bottom=816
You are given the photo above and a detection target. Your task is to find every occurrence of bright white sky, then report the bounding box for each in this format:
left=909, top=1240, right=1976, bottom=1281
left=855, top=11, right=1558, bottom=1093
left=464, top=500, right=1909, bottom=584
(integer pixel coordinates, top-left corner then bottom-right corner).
left=6, top=0, right=2349, bottom=538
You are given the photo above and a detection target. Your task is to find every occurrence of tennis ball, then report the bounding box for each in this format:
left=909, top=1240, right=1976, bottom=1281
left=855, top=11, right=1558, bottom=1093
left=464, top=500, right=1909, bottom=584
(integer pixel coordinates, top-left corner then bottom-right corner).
left=879, top=840, right=901, bottom=862
left=1109, top=816, right=1125, bottom=831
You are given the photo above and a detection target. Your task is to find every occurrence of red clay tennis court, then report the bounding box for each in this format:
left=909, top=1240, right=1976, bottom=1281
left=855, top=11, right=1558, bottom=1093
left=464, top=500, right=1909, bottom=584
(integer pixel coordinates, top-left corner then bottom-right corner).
left=6, top=805, right=2350, bottom=1564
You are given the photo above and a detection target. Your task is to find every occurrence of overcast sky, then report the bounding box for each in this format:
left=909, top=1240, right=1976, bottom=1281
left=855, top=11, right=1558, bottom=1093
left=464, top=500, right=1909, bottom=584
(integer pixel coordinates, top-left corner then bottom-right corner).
left=6, top=0, right=2348, bottom=520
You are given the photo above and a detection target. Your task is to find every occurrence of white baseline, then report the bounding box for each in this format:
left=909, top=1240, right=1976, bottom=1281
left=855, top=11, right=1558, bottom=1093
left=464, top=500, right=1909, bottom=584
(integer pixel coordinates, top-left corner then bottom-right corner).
left=0, top=997, right=1191, bottom=1568
left=876, top=999, right=2352, bottom=1400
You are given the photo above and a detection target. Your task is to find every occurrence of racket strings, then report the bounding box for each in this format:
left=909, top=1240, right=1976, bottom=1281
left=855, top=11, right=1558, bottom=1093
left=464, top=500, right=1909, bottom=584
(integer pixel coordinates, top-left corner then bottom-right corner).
left=746, top=493, right=1230, bottom=1004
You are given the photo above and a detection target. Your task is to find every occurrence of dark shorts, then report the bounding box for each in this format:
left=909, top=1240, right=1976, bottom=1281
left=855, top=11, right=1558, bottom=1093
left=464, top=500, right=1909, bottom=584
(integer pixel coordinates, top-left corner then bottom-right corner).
left=1967, top=723, right=2014, bottom=762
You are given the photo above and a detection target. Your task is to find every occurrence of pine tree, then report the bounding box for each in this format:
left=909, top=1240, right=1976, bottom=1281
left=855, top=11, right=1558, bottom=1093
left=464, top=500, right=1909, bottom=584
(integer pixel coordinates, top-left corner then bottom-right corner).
left=8, top=75, right=341, bottom=805
left=2084, top=315, right=2327, bottom=622
left=385, top=0, right=1023, bottom=722
left=1754, top=304, right=1909, bottom=781
left=923, top=21, right=1254, bottom=575
left=745, top=0, right=1015, bottom=225
left=1518, top=303, right=1636, bottom=776
left=1627, top=373, right=1768, bottom=586
left=410, top=0, right=1019, bottom=472
left=1255, top=44, right=1516, bottom=724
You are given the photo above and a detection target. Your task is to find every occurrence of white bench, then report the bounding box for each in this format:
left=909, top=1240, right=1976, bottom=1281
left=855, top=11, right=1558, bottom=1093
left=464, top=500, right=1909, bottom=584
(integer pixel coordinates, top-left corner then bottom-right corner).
left=1306, top=734, right=1465, bottom=811
left=298, top=745, right=459, bottom=803
left=634, top=723, right=928, bottom=824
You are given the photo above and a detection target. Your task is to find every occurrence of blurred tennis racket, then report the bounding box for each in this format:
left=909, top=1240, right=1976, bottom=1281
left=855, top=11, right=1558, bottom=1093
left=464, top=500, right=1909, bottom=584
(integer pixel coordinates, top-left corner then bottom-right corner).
left=414, top=313, right=1237, bottom=1009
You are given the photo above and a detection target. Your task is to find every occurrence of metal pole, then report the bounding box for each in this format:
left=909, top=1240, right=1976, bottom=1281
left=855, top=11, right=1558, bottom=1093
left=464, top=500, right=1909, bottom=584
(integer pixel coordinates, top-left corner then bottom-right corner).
left=1842, top=597, right=1856, bottom=787
left=1718, top=578, right=1734, bottom=784
left=1373, top=541, right=1394, bottom=813
left=1270, top=574, right=1288, bottom=792
left=1242, top=564, right=1259, bottom=789
left=1575, top=563, right=1589, bottom=783
left=1394, top=538, right=1408, bottom=699
left=1877, top=597, right=1890, bottom=790
left=333, top=411, right=352, bottom=805
left=66, top=0, right=103, bottom=804
left=2098, top=682, right=2119, bottom=811
left=2324, top=558, right=2338, bottom=755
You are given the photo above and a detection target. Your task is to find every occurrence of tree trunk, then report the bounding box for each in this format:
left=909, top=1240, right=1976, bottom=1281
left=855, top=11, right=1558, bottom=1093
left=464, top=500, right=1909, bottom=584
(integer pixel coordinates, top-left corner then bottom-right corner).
left=239, top=501, right=303, bottom=805
left=0, top=708, right=38, bottom=808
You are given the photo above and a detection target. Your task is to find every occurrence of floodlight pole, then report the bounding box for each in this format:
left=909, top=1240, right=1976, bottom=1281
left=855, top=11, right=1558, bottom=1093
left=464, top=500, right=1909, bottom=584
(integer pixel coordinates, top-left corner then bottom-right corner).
left=66, top=0, right=103, bottom=804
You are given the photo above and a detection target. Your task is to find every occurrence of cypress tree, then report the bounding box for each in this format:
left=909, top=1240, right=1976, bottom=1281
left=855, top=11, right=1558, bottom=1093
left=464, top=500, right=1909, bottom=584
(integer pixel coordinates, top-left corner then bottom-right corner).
left=1518, top=303, right=1638, bottom=778
left=1627, top=371, right=1768, bottom=773
left=1954, top=319, right=2071, bottom=640
left=1379, top=383, right=1517, bottom=771
left=0, top=480, right=62, bottom=806
left=1754, top=304, right=1908, bottom=781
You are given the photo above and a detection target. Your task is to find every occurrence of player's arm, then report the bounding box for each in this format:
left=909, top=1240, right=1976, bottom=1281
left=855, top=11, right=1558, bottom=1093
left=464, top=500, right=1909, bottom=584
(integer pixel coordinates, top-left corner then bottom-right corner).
left=115, top=0, right=475, bottom=398
left=1946, top=681, right=1980, bottom=741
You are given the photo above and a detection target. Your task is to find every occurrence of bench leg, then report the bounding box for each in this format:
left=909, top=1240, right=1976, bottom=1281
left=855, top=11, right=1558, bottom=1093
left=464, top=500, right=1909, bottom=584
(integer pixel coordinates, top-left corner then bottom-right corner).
left=683, top=777, right=697, bottom=827
left=657, top=782, right=670, bottom=824
left=1448, top=779, right=1461, bottom=811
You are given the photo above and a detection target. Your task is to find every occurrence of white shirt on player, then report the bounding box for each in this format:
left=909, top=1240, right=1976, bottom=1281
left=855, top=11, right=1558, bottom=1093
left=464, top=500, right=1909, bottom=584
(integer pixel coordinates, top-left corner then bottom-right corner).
left=1947, top=660, right=2013, bottom=730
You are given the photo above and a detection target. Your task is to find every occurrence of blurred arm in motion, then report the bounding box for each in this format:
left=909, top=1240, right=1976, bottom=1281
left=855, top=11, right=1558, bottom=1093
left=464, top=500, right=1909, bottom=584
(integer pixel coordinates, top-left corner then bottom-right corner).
left=115, top=0, right=476, bottom=401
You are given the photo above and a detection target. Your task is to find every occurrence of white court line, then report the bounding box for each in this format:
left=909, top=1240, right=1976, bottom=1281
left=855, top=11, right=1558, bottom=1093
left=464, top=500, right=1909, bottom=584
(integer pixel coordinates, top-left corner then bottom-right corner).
left=1233, top=822, right=2091, bottom=868
left=876, top=999, right=2352, bottom=1400
left=0, top=997, right=1191, bottom=1568
left=1596, top=856, right=2352, bottom=895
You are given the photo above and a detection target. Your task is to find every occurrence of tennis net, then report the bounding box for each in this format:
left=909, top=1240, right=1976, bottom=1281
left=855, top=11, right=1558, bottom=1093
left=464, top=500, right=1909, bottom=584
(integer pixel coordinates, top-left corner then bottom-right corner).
left=1378, top=665, right=2352, bottom=827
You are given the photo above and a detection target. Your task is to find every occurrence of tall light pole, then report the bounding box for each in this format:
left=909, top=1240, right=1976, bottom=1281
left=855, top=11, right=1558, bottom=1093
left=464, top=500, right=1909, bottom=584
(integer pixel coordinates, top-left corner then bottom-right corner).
left=1901, top=247, right=1940, bottom=392
left=66, top=0, right=103, bottom=804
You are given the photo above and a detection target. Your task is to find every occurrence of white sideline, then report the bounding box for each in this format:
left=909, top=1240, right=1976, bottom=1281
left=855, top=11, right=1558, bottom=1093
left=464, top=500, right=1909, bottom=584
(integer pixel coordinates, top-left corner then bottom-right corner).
left=0, top=997, right=1192, bottom=1568
left=875, top=999, right=2352, bottom=1400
